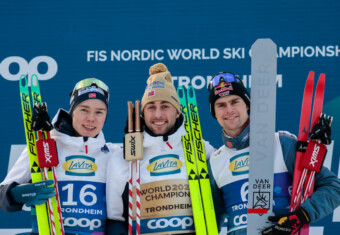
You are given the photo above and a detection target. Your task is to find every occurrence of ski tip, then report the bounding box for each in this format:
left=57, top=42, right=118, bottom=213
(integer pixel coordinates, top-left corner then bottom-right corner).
left=187, top=86, right=196, bottom=99
left=19, top=74, right=27, bottom=87
left=177, top=86, right=185, bottom=98
left=251, top=38, right=277, bottom=48
left=31, top=74, right=39, bottom=87
left=319, top=73, right=326, bottom=81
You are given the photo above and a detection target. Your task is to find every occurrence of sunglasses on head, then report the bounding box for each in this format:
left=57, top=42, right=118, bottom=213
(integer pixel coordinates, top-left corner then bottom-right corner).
left=208, top=72, right=243, bottom=91
left=73, top=78, right=109, bottom=93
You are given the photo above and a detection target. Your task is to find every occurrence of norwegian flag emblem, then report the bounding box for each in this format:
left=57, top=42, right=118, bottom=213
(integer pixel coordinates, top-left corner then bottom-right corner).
left=148, top=90, right=155, bottom=97
left=89, top=93, right=96, bottom=98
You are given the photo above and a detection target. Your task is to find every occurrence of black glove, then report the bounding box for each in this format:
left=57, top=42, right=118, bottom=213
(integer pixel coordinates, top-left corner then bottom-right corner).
left=261, top=208, right=310, bottom=235
left=32, top=102, right=53, bottom=131
left=309, top=113, right=332, bottom=145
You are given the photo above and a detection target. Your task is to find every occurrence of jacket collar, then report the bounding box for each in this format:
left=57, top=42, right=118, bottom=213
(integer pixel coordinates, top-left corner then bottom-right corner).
left=222, top=122, right=250, bottom=151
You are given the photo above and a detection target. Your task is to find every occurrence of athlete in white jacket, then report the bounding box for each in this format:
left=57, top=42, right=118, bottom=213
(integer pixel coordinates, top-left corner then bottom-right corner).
left=0, top=78, right=129, bottom=235
left=107, top=63, right=214, bottom=235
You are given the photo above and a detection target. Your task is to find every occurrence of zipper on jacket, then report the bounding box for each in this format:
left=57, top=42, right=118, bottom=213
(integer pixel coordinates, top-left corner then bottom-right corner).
left=83, top=137, right=88, bottom=154
left=166, top=141, right=173, bottom=149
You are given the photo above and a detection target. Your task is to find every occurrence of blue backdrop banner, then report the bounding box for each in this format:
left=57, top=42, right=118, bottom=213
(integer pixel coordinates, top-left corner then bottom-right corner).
left=0, top=1, right=339, bottom=234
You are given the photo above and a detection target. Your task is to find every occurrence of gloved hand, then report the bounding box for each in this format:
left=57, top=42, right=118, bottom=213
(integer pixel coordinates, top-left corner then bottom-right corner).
left=10, top=180, right=56, bottom=205
left=32, top=102, right=53, bottom=131
left=309, top=113, right=332, bottom=145
left=261, top=208, right=310, bottom=235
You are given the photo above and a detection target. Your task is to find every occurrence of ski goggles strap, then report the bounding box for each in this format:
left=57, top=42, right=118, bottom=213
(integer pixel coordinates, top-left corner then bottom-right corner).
left=208, top=72, right=243, bottom=91
left=73, top=78, right=109, bottom=94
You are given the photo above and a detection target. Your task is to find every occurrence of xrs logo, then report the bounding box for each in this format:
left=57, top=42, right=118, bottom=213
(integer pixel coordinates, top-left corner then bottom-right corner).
left=234, top=214, right=247, bottom=226
left=63, top=217, right=101, bottom=231
left=0, top=56, right=57, bottom=81
left=148, top=217, right=193, bottom=230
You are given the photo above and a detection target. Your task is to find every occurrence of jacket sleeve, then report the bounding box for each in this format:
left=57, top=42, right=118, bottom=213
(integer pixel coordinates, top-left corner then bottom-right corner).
left=0, top=182, right=23, bottom=212
left=279, top=131, right=340, bottom=223
left=203, top=140, right=215, bottom=160
left=0, top=147, right=31, bottom=213
left=207, top=159, right=226, bottom=231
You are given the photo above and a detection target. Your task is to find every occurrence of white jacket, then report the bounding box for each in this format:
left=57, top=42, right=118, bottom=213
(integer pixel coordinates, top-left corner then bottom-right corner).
left=132, top=119, right=214, bottom=234
left=1, top=109, right=128, bottom=234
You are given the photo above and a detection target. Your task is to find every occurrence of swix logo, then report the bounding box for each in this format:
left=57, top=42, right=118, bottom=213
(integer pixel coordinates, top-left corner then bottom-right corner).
left=43, top=142, right=52, bottom=163
left=0, top=56, right=58, bottom=82
left=310, top=144, right=320, bottom=167
left=129, top=136, right=136, bottom=156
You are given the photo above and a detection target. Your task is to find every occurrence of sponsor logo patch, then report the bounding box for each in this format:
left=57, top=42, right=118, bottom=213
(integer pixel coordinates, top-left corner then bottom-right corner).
left=62, top=155, right=97, bottom=176
left=214, top=82, right=233, bottom=96
left=229, top=153, right=249, bottom=176
left=78, top=86, right=104, bottom=96
left=147, top=154, right=182, bottom=176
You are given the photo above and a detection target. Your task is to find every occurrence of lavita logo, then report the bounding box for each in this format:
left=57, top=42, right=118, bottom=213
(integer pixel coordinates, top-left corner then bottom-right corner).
left=0, top=56, right=58, bottom=82
left=62, top=155, right=97, bottom=176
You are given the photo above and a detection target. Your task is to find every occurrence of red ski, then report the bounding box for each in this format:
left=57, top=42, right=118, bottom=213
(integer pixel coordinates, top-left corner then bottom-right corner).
left=290, top=71, right=315, bottom=212
left=290, top=72, right=326, bottom=235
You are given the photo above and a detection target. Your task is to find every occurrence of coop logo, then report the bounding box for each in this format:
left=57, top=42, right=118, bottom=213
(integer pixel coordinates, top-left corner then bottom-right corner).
left=147, top=217, right=193, bottom=230
left=147, top=154, right=182, bottom=176
left=63, top=217, right=101, bottom=231
left=0, top=56, right=58, bottom=81
left=62, top=155, right=97, bottom=176
left=234, top=214, right=247, bottom=226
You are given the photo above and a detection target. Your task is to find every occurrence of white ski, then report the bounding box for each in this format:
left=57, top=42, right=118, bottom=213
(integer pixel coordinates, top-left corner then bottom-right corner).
left=247, top=38, right=277, bottom=234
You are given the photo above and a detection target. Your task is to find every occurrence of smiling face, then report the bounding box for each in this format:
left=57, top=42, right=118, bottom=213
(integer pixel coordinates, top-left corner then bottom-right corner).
left=214, top=95, right=249, bottom=138
left=72, top=99, right=107, bottom=137
left=143, top=100, right=180, bottom=135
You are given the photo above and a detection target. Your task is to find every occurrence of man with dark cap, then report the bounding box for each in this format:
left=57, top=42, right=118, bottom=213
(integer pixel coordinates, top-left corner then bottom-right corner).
left=0, top=78, right=128, bottom=234
left=206, top=72, right=340, bottom=234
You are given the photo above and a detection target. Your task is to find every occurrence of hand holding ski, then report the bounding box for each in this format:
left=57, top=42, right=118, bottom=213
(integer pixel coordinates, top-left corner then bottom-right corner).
left=261, top=208, right=310, bottom=235
left=20, top=74, right=64, bottom=235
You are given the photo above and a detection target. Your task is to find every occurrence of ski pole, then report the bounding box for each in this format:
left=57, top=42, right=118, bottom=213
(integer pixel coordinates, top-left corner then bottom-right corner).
left=36, top=127, right=65, bottom=235
left=302, top=115, right=332, bottom=202
left=125, top=101, right=143, bottom=235
left=135, top=100, right=141, bottom=235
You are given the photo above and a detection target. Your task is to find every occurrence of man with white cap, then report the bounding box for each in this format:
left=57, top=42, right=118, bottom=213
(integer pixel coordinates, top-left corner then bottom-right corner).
left=125, top=63, right=214, bottom=234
